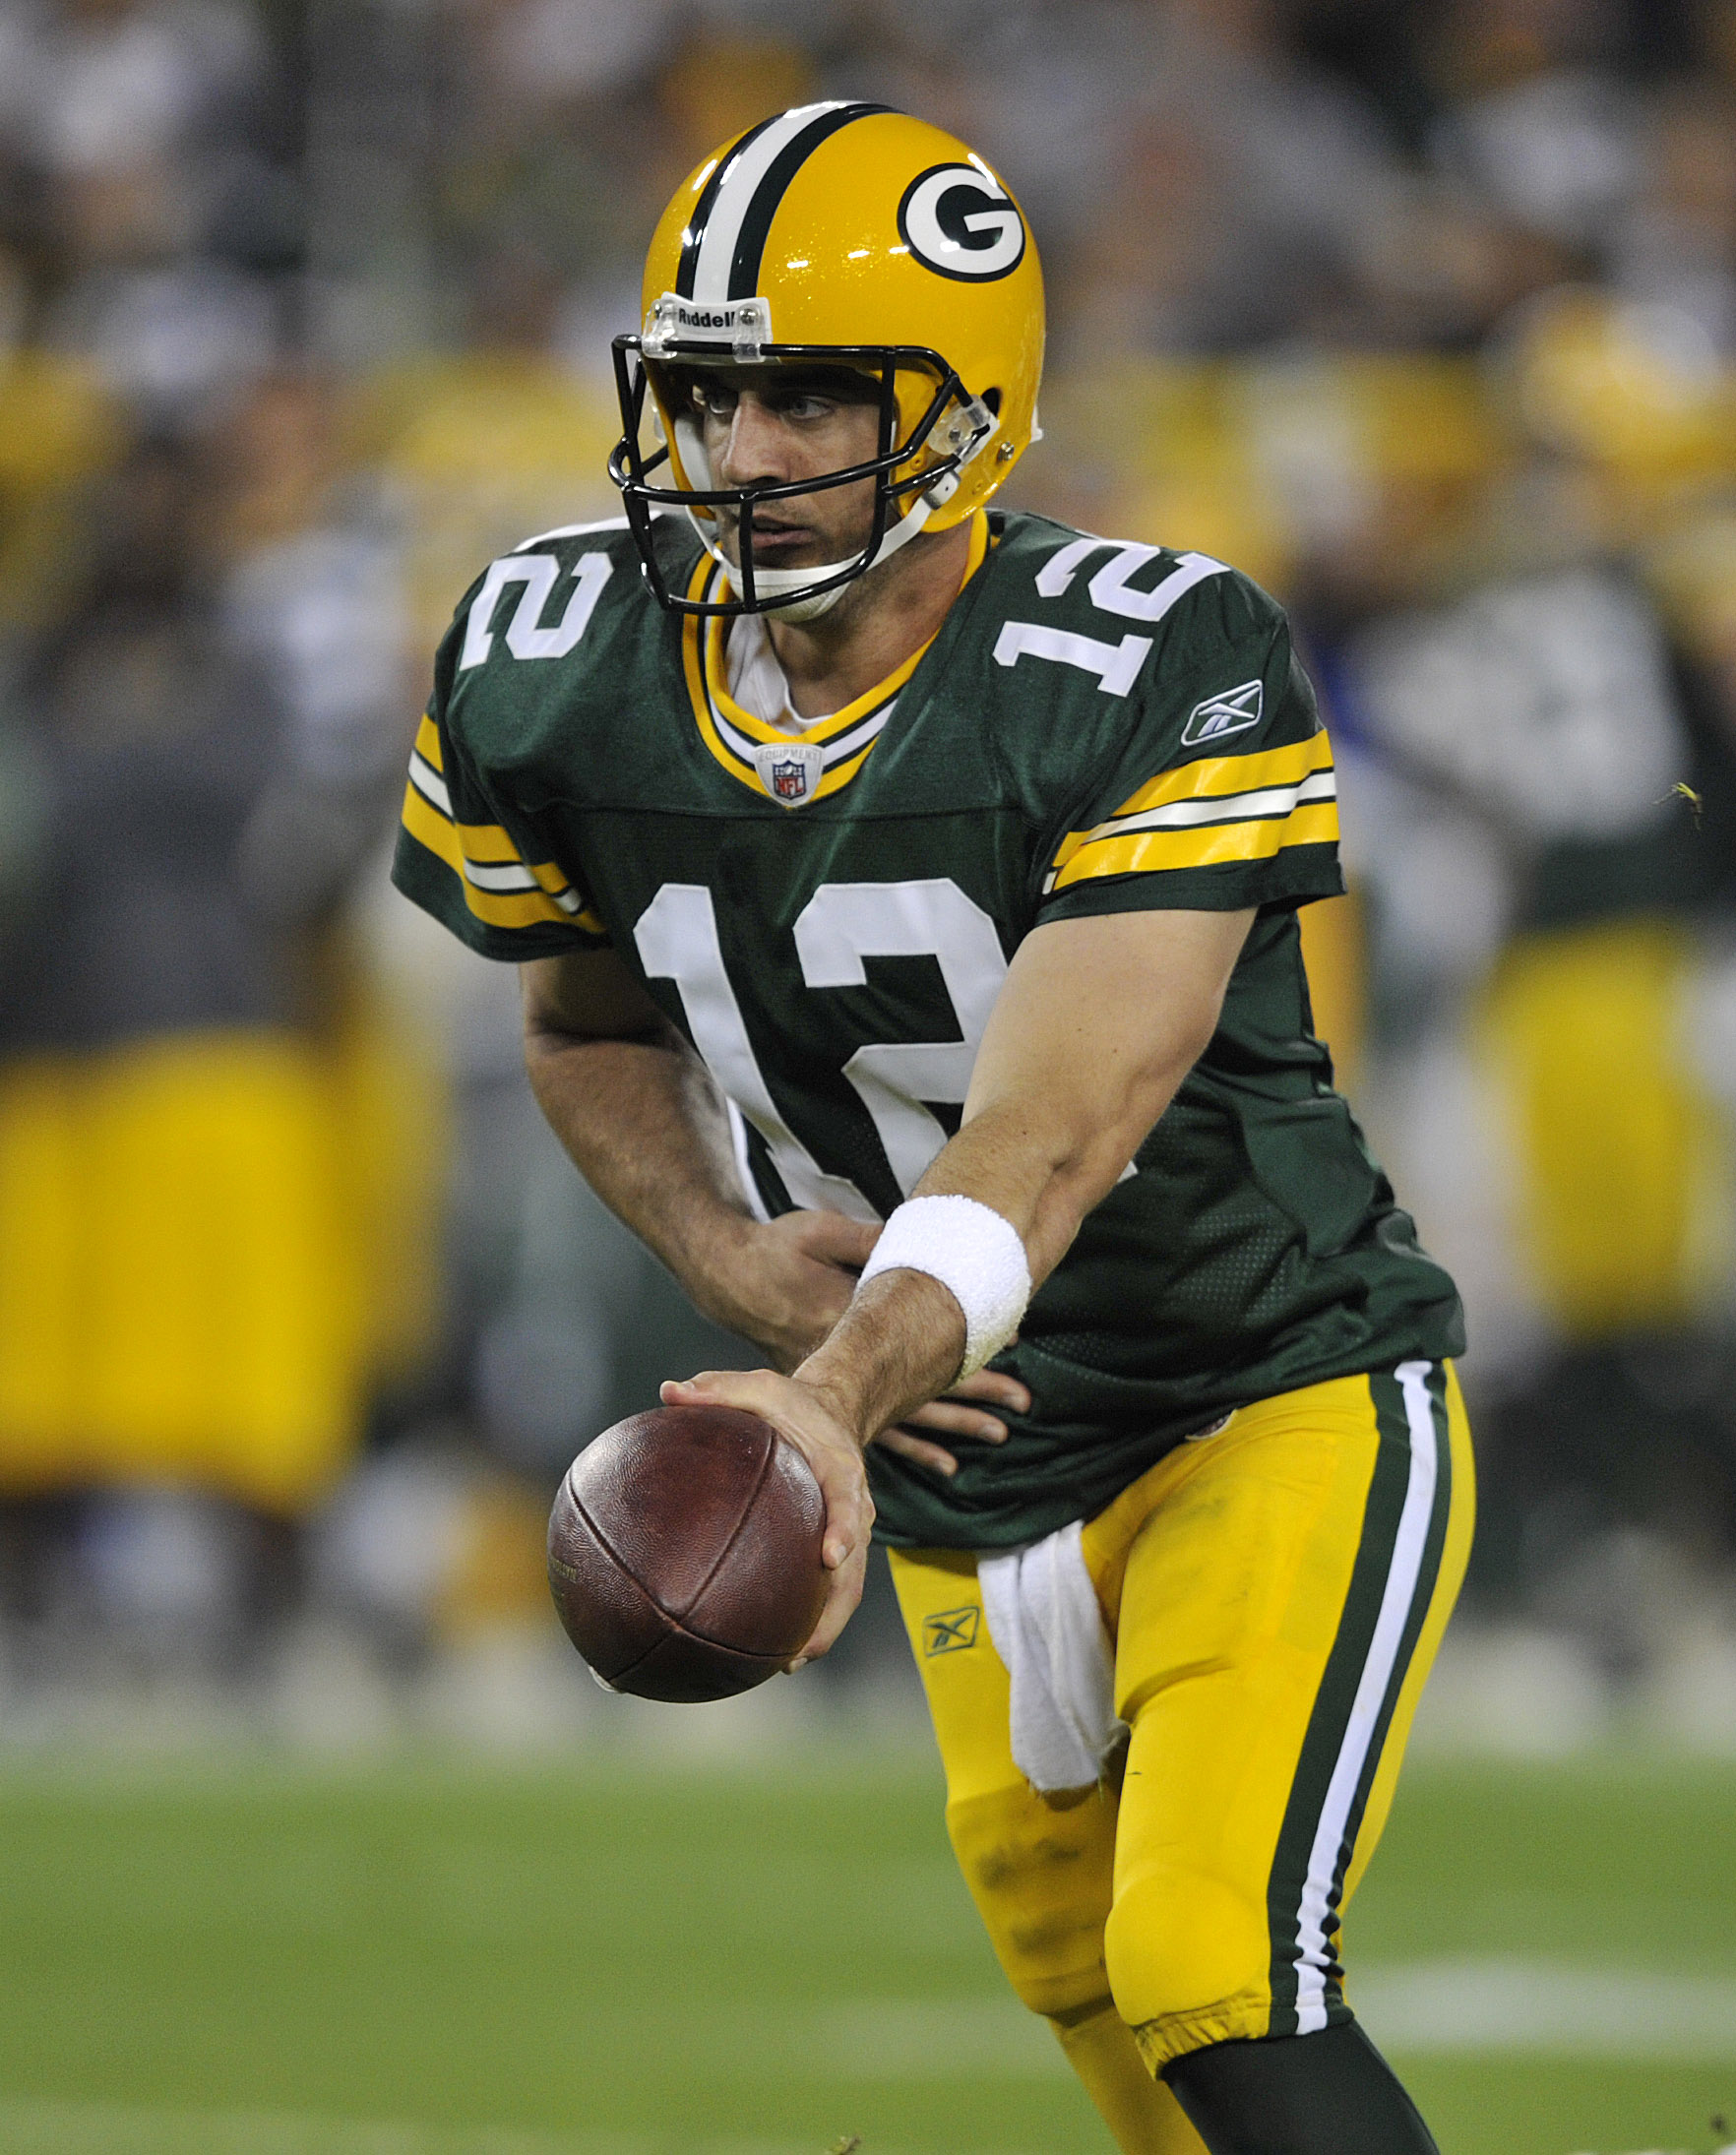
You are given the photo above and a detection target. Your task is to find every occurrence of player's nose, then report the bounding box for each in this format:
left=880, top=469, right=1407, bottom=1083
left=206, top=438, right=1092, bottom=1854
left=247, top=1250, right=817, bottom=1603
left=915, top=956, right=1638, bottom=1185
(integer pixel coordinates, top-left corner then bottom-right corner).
left=715, top=394, right=792, bottom=488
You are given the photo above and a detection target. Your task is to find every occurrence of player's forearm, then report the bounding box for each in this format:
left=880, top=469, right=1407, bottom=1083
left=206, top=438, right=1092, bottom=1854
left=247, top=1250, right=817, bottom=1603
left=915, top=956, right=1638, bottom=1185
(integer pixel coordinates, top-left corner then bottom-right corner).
left=912, top=1084, right=1177, bottom=1281
left=523, top=1015, right=756, bottom=1312
left=792, top=916, right=1239, bottom=1447
left=795, top=1267, right=967, bottom=1447
left=922, top=916, right=1237, bottom=1278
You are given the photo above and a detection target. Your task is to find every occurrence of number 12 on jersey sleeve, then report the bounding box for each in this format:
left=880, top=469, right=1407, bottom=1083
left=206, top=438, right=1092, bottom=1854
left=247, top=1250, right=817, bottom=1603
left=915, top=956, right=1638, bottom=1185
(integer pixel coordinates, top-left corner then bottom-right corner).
left=992, top=621, right=1152, bottom=697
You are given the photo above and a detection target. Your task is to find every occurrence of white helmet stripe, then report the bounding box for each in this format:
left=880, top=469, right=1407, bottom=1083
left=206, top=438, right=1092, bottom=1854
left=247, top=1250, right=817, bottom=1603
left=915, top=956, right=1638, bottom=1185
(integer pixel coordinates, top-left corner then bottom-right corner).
left=690, top=102, right=868, bottom=304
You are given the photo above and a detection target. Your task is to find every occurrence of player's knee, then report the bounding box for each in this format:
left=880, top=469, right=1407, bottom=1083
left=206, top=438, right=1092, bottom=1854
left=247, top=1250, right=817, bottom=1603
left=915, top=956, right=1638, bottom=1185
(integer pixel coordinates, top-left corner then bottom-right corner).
left=946, top=1785, right=1116, bottom=2018
left=1103, top=1860, right=1271, bottom=2037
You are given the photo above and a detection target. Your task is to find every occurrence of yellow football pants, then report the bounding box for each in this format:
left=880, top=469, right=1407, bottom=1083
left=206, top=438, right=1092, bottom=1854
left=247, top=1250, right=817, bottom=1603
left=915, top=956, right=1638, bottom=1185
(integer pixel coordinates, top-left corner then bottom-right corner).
left=890, top=1361, right=1473, bottom=2153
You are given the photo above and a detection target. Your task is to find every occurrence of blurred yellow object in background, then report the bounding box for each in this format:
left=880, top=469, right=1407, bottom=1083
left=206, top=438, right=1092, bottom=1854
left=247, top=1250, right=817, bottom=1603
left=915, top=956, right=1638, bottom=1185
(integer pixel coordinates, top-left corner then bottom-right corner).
left=0, top=1008, right=443, bottom=1514
left=1481, top=918, right=1733, bottom=1335
left=1040, top=352, right=1508, bottom=603
left=1503, top=285, right=1736, bottom=503
left=434, top=1475, right=560, bottom=1634
left=329, top=960, right=448, bottom=1399
left=0, top=349, right=124, bottom=633
left=351, top=350, right=622, bottom=649
left=656, top=32, right=816, bottom=177
left=1298, top=889, right=1366, bottom=1096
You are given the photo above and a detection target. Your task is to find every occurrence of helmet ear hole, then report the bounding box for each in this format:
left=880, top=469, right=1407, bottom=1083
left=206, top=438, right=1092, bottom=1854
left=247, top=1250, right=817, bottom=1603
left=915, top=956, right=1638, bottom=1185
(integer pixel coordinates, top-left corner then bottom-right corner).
left=982, top=388, right=1002, bottom=415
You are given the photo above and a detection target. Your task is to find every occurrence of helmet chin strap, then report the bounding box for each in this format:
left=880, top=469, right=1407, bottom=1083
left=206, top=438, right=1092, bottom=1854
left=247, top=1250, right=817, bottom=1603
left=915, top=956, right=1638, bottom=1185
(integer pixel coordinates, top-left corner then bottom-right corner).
left=721, top=494, right=934, bottom=621
left=673, top=414, right=939, bottom=621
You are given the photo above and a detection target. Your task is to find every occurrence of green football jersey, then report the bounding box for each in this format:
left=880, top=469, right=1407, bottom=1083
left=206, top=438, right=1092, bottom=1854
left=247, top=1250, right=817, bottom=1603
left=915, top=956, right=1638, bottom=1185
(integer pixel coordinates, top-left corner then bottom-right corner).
left=393, top=507, right=1464, bottom=1549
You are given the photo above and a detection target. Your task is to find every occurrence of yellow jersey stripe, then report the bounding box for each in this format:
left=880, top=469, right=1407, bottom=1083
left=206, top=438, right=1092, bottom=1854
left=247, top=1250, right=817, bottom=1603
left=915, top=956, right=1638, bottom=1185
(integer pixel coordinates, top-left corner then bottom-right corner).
left=1112, top=730, right=1333, bottom=821
left=681, top=571, right=762, bottom=797
left=400, top=783, right=603, bottom=935
left=1051, top=799, right=1340, bottom=890
left=1051, top=734, right=1335, bottom=873
left=454, top=820, right=534, bottom=866
left=414, top=712, right=444, bottom=771
left=405, top=759, right=550, bottom=870
left=810, top=743, right=875, bottom=800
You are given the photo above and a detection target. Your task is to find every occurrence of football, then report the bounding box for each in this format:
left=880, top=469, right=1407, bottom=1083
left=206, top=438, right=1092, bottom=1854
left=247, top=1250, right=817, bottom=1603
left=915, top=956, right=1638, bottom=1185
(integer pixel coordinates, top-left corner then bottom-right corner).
left=546, top=1401, right=830, bottom=1702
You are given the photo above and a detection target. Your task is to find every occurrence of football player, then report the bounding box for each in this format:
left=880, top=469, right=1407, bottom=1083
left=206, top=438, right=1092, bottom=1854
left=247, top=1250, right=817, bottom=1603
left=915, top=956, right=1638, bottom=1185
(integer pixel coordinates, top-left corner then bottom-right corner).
left=394, top=103, right=1471, bottom=2155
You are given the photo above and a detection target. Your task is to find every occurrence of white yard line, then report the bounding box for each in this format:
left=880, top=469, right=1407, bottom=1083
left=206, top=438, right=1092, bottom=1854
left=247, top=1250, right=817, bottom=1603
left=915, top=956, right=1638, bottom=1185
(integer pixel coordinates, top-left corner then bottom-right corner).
left=1355, top=1958, right=1736, bottom=2062
left=827, top=1963, right=1736, bottom=2075
left=821, top=1999, right=1070, bottom=2078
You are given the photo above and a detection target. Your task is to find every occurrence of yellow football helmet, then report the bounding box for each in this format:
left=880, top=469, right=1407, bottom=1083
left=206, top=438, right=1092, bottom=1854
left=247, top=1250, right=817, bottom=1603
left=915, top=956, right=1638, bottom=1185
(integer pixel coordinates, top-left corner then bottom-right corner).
left=608, top=102, right=1045, bottom=617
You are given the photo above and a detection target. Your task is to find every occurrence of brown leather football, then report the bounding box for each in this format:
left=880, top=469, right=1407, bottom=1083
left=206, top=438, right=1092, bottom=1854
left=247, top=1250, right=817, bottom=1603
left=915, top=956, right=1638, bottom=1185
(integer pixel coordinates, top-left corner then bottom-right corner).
left=546, top=1401, right=829, bottom=1701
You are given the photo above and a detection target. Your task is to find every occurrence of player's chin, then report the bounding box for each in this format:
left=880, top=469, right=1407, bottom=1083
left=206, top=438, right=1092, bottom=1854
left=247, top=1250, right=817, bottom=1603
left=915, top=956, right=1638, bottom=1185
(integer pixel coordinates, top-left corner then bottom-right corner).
left=742, top=529, right=826, bottom=569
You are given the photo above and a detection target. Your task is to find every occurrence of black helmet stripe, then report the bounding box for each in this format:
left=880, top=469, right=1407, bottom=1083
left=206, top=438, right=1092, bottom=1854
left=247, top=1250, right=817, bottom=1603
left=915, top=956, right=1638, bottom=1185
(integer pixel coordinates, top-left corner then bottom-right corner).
left=680, top=101, right=895, bottom=308
left=723, top=102, right=895, bottom=300
left=674, top=112, right=781, bottom=300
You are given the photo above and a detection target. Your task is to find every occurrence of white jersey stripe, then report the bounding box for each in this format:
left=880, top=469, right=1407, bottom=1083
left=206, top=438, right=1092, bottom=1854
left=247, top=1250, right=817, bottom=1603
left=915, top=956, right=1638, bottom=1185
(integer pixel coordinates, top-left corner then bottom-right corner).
left=690, top=103, right=845, bottom=304
left=1084, top=770, right=1336, bottom=843
left=816, top=702, right=899, bottom=764
left=1292, top=1361, right=1441, bottom=2034
left=407, top=752, right=452, bottom=818
left=461, top=859, right=541, bottom=894
left=709, top=705, right=762, bottom=773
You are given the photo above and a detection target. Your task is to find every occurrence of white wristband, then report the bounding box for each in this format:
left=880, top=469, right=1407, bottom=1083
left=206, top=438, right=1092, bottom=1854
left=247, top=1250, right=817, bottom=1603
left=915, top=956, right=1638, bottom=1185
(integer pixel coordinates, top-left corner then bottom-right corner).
left=856, top=1195, right=1032, bottom=1382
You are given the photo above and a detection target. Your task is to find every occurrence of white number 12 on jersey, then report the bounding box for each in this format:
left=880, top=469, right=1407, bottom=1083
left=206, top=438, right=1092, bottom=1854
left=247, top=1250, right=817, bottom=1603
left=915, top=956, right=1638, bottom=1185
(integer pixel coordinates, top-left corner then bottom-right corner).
left=633, top=879, right=1009, bottom=1222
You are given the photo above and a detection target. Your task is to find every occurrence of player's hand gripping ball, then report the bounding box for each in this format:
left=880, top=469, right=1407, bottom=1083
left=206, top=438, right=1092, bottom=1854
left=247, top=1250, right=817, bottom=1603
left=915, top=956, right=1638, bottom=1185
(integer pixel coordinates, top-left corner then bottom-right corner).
left=547, top=1402, right=830, bottom=1701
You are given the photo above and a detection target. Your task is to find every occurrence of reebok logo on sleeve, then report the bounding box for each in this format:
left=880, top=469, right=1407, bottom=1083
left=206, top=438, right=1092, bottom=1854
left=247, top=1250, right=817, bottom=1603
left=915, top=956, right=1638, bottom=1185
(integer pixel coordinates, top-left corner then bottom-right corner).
left=1180, top=679, right=1264, bottom=746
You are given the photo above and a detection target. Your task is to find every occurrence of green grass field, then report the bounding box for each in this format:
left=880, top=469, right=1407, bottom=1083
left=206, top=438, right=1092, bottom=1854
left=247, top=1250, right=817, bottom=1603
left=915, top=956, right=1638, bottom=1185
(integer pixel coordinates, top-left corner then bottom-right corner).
left=0, top=1743, right=1731, bottom=2155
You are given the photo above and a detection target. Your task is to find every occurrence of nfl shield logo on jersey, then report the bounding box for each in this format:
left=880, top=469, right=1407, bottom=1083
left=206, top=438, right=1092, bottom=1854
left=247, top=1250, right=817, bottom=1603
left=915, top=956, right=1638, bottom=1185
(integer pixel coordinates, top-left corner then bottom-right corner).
left=752, top=741, right=824, bottom=808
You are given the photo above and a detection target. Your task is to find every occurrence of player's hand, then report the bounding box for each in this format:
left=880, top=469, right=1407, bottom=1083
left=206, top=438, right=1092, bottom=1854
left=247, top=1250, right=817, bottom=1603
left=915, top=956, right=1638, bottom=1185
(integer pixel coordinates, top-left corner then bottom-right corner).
left=658, top=1366, right=873, bottom=1667
left=707, top=1210, right=879, bottom=1372
left=875, top=1367, right=1030, bottom=1477
left=709, top=1214, right=1029, bottom=1445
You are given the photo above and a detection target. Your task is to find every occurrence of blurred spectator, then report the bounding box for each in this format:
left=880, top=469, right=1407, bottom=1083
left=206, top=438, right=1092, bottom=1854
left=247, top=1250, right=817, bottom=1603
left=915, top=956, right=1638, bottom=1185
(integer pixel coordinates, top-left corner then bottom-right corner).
left=1291, top=289, right=1736, bottom=1608
left=217, top=370, right=412, bottom=922
left=1609, top=78, right=1736, bottom=355
left=24, top=0, right=266, bottom=183
left=0, top=423, right=420, bottom=1668
left=1426, top=0, right=1643, bottom=255
left=18, top=0, right=288, bottom=429
left=486, top=0, right=676, bottom=104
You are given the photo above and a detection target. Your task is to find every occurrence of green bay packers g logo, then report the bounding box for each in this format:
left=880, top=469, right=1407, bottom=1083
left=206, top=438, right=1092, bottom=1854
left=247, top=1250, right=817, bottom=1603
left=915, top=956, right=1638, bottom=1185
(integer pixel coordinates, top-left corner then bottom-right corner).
left=899, top=163, right=1025, bottom=282
left=923, top=1605, right=981, bottom=1656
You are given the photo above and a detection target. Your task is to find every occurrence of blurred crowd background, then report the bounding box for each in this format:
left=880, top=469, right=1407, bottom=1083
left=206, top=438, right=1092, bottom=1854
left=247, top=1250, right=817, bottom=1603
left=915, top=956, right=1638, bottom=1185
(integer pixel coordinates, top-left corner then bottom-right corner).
left=0, top=0, right=1733, bottom=1751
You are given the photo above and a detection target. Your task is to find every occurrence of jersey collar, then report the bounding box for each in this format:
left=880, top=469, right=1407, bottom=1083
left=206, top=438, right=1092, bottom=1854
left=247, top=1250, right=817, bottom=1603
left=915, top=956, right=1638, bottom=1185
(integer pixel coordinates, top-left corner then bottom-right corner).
left=680, top=511, right=989, bottom=807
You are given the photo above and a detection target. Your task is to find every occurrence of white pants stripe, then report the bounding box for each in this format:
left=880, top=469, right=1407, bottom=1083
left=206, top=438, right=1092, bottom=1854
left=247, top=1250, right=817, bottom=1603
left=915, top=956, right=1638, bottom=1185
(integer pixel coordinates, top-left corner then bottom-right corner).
left=1291, top=1359, right=1441, bottom=2033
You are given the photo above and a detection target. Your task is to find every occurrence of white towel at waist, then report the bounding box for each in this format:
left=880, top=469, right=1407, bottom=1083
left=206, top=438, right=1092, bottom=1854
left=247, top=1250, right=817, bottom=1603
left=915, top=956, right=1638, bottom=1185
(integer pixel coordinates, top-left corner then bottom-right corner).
left=978, top=1518, right=1126, bottom=1793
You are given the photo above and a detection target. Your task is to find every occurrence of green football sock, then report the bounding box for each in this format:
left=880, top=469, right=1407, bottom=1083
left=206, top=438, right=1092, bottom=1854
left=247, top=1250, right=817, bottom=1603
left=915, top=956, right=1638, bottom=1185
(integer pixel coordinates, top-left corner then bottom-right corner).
left=1162, top=2021, right=1439, bottom=2154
